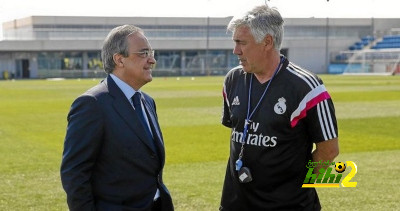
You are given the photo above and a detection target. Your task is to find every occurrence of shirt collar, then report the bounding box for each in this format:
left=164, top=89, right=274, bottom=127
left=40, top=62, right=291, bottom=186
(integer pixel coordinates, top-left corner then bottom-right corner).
left=110, top=74, right=140, bottom=100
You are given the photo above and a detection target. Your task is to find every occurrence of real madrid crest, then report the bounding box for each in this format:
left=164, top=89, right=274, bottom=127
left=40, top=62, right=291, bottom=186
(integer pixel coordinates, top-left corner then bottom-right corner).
left=274, top=97, right=287, bottom=114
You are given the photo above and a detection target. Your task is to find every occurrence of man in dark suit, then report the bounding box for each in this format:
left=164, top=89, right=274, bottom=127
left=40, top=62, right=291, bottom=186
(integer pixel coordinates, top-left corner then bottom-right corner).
left=61, top=25, right=174, bottom=211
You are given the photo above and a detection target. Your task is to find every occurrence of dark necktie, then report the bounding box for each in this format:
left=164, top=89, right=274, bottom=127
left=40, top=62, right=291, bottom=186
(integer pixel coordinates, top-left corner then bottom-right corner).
left=132, top=92, right=156, bottom=150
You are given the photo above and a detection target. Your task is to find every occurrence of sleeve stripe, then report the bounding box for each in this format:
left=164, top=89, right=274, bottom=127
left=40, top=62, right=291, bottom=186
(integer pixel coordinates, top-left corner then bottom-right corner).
left=317, top=99, right=338, bottom=140
left=290, top=85, right=331, bottom=128
left=323, top=100, right=337, bottom=138
left=223, top=84, right=230, bottom=108
left=317, top=104, right=328, bottom=140
left=317, top=103, right=328, bottom=140
left=319, top=102, right=332, bottom=139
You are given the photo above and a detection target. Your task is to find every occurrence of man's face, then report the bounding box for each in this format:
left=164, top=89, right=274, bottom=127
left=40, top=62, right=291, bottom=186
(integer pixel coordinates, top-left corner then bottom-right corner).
left=232, top=26, right=265, bottom=73
left=119, top=32, right=156, bottom=89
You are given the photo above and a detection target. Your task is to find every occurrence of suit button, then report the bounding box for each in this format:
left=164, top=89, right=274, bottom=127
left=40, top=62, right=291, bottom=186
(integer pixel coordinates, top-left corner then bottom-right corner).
left=150, top=154, right=156, bottom=159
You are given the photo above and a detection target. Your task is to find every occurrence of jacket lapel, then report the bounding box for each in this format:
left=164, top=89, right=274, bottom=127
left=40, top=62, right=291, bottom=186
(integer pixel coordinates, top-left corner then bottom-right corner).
left=143, top=98, right=165, bottom=162
left=106, top=76, right=157, bottom=153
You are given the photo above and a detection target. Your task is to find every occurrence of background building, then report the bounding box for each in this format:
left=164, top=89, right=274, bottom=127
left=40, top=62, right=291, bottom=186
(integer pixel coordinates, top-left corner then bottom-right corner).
left=1, top=16, right=400, bottom=79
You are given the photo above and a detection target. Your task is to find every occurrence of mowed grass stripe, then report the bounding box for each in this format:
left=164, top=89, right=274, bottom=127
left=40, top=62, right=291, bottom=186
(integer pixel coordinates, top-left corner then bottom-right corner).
left=330, top=90, right=400, bottom=102
left=159, top=106, right=221, bottom=126
left=156, top=97, right=221, bottom=109
left=335, top=101, right=400, bottom=119
left=339, top=116, right=400, bottom=153
left=163, top=124, right=229, bottom=164
left=328, top=85, right=400, bottom=92
left=148, top=90, right=221, bottom=98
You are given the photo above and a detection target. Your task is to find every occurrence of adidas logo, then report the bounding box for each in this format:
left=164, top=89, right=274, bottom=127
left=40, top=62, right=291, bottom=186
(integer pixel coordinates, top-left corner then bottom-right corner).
left=232, top=96, right=240, bottom=106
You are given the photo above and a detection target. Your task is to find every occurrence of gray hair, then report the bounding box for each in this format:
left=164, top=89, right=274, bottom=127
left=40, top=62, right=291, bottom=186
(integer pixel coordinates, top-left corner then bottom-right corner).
left=101, top=25, right=143, bottom=74
left=227, top=5, right=284, bottom=52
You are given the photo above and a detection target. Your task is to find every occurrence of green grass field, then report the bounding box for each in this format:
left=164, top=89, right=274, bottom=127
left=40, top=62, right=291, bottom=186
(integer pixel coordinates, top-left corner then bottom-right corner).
left=0, top=75, right=399, bottom=210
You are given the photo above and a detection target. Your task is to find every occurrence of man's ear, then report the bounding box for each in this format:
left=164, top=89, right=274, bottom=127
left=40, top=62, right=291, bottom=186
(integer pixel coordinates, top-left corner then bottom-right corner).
left=113, top=53, right=124, bottom=67
left=263, top=35, right=274, bottom=49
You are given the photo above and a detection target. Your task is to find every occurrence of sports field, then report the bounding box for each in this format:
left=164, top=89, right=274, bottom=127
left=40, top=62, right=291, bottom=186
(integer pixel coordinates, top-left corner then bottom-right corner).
left=0, top=75, right=399, bottom=210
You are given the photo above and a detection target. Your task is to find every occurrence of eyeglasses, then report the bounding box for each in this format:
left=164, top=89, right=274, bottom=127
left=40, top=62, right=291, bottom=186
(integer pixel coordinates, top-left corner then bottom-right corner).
left=131, top=49, right=155, bottom=58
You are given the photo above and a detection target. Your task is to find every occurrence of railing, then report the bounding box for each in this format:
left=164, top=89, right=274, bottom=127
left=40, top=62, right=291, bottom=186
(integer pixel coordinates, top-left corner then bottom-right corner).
left=331, top=49, right=400, bottom=75
left=2, top=28, right=231, bottom=41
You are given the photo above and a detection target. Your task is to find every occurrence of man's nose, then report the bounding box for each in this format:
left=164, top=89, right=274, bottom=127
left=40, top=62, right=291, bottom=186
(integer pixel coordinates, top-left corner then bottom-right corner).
left=148, top=57, right=156, bottom=64
left=233, top=45, right=241, bottom=55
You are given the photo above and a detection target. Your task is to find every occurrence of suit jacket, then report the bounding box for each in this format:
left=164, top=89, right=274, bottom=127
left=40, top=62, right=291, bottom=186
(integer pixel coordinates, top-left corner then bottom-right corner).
left=61, top=75, right=173, bottom=211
